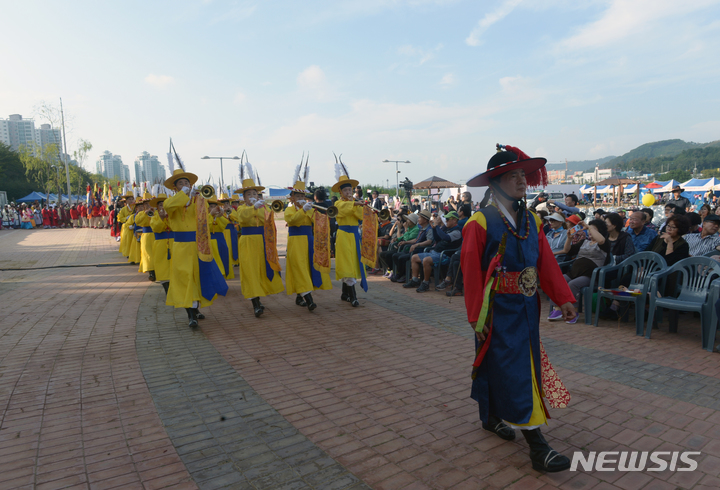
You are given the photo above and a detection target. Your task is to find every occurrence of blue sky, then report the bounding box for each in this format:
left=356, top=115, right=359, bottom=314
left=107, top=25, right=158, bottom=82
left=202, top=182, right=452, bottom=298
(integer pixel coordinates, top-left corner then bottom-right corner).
left=1, top=0, right=719, bottom=189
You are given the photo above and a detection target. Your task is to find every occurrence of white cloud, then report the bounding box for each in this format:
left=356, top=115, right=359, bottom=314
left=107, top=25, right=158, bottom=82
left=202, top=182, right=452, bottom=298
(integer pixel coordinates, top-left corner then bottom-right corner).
left=397, top=43, right=443, bottom=65
left=466, top=0, right=523, bottom=46
left=558, top=0, right=720, bottom=51
left=144, top=74, right=175, bottom=88
left=233, top=92, right=246, bottom=104
left=439, top=73, right=455, bottom=87
left=297, top=65, right=326, bottom=89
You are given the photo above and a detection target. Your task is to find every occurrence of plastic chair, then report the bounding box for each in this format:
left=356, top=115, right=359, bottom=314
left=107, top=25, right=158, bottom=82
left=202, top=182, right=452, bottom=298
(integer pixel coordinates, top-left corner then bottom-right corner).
left=707, top=279, right=720, bottom=352
left=593, top=252, right=667, bottom=335
left=433, top=247, right=460, bottom=286
left=645, top=257, right=720, bottom=346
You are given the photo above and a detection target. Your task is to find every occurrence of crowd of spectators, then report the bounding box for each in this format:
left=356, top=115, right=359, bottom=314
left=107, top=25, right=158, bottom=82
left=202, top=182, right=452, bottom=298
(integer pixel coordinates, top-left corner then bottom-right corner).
left=1, top=200, right=112, bottom=230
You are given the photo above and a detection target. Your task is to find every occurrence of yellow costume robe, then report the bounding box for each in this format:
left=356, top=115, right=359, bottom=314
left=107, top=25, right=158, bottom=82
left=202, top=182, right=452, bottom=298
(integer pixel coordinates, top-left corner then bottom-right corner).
left=284, top=205, right=332, bottom=295
left=164, top=191, right=224, bottom=308
left=127, top=214, right=142, bottom=265
left=150, top=214, right=173, bottom=282
left=334, top=200, right=363, bottom=280
left=118, top=205, right=134, bottom=257
left=135, top=211, right=155, bottom=273
left=237, top=204, right=284, bottom=299
left=210, top=215, right=229, bottom=278
left=222, top=211, right=239, bottom=270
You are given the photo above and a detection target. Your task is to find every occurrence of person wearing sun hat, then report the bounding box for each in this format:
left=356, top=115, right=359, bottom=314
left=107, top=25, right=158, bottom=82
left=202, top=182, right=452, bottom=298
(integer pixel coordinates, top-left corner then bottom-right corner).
left=235, top=161, right=284, bottom=318
left=285, top=158, right=333, bottom=312
left=134, top=191, right=157, bottom=281
left=127, top=195, right=143, bottom=266
left=148, top=193, right=174, bottom=296
left=543, top=212, right=567, bottom=255
left=461, top=144, right=577, bottom=473
left=206, top=194, right=232, bottom=280
left=117, top=191, right=136, bottom=257
left=163, top=157, right=229, bottom=328
left=217, top=192, right=240, bottom=271
left=331, top=157, right=366, bottom=307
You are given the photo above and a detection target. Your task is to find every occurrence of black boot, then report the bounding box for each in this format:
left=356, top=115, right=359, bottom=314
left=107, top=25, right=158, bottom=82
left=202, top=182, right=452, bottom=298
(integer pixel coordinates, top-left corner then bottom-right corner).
left=340, top=283, right=349, bottom=302
left=148, top=270, right=156, bottom=282
left=304, top=293, right=317, bottom=312
left=482, top=415, right=516, bottom=441
left=348, top=285, right=359, bottom=307
left=186, top=308, right=198, bottom=328
left=193, top=308, right=205, bottom=320
left=295, top=294, right=307, bottom=307
left=161, top=282, right=169, bottom=295
left=251, top=298, right=264, bottom=318
left=257, top=299, right=265, bottom=311
left=522, top=429, right=570, bottom=472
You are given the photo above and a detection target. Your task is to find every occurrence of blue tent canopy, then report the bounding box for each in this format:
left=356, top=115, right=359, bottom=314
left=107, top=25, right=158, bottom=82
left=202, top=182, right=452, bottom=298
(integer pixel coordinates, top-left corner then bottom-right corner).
left=267, top=188, right=291, bottom=197
left=16, top=191, right=48, bottom=203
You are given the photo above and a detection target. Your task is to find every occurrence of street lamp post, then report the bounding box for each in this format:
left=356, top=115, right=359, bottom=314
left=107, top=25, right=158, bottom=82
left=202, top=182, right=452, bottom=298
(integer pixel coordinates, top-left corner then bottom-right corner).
left=382, top=159, right=411, bottom=199
left=51, top=165, right=62, bottom=203
left=202, top=156, right=240, bottom=194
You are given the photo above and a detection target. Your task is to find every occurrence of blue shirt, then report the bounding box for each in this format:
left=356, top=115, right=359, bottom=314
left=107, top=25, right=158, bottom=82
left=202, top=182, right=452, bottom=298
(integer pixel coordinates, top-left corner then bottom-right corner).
left=545, top=228, right=566, bottom=252
left=628, top=225, right=657, bottom=252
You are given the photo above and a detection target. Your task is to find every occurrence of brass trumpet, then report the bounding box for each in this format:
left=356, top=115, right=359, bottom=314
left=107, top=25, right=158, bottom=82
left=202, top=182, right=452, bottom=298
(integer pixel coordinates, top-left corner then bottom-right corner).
left=312, top=203, right=339, bottom=218
left=353, top=199, right=390, bottom=220
left=225, top=209, right=233, bottom=216
left=200, top=185, right=215, bottom=199
left=270, top=200, right=285, bottom=212
left=147, top=210, right=155, bottom=217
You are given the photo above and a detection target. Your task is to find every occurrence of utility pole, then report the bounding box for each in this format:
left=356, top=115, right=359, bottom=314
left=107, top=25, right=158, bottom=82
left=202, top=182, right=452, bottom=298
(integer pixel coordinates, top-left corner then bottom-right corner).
left=60, top=98, right=72, bottom=204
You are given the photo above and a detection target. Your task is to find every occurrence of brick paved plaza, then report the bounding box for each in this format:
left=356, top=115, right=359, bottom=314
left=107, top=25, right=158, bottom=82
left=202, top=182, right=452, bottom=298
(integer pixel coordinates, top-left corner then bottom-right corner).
left=1, top=228, right=720, bottom=490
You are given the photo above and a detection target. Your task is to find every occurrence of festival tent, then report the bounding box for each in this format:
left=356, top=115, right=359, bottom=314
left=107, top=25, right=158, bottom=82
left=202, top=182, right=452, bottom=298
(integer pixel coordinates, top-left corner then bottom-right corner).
left=16, top=191, right=48, bottom=203
left=267, top=188, right=291, bottom=198
left=680, top=178, right=720, bottom=192
left=656, top=180, right=680, bottom=194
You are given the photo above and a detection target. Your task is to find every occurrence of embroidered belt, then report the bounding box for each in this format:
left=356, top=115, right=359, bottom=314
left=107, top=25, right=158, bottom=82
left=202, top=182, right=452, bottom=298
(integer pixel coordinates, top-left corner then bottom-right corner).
left=496, top=267, right=538, bottom=296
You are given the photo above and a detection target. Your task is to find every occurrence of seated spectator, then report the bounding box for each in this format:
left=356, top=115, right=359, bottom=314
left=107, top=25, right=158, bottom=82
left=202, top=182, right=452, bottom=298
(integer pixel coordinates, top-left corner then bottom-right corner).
left=593, top=209, right=606, bottom=220
left=658, top=203, right=675, bottom=234
left=549, top=219, right=610, bottom=323
left=379, top=213, right=420, bottom=279
left=536, top=210, right=550, bottom=233
left=648, top=214, right=690, bottom=266
left=626, top=211, right=657, bottom=252
left=372, top=216, right=393, bottom=274
left=391, top=210, right=435, bottom=282
left=405, top=211, right=462, bottom=292
left=549, top=194, right=580, bottom=218
left=566, top=214, right=586, bottom=246
left=435, top=247, right=463, bottom=295
left=685, top=215, right=720, bottom=256
left=686, top=212, right=702, bottom=233
left=604, top=212, right=635, bottom=264
left=544, top=212, right=567, bottom=255
left=699, top=204, right=711, bottom=221
left=457, top=204, right=471, bottom=228
left=641, top=207, right=657, bottom=231
left=411, top=199, right=421, bottom=213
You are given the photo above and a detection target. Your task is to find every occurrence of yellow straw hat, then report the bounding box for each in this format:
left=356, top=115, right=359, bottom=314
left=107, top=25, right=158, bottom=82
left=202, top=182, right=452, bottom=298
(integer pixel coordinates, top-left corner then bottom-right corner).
left=164, top=168, right=198, bottom=189
left=147, top=193, right=168, bottom=207
left=234, top=178, right=265, bottom=194
left=332, top=175, right=359, bottom=193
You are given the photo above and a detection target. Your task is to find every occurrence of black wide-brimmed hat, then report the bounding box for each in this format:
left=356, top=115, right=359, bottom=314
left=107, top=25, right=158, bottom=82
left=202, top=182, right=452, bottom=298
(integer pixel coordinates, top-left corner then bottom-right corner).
left=467, top=144, right=548, bottom=188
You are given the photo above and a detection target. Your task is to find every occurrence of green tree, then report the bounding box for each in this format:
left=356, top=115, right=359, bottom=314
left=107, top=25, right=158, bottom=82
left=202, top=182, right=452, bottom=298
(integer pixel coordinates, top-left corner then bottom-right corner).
left=18, top=142, right=59, bottom=199
left=0, top=143, right=35, bottom=200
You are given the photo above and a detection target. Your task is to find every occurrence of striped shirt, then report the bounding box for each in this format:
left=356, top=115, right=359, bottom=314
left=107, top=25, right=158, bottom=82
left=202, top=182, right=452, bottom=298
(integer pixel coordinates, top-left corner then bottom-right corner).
left=684, top=232, right=720, bottom=256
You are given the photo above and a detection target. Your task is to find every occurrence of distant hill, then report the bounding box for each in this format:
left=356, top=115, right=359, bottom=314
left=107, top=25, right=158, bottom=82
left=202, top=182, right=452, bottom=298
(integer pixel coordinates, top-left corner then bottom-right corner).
left=601, top=139, right=720, bottom=168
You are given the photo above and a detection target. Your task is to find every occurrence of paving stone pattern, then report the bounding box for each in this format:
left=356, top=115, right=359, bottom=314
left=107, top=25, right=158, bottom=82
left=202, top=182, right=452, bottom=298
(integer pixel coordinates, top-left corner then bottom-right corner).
left=136, top=286, right=368, bottom=490
left=365, top=284, right=720, bottom=412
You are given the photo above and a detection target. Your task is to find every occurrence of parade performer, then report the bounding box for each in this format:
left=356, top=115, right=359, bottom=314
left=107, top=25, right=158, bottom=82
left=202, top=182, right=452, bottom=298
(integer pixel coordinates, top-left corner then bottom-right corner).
left=149, top=193, right=173, bottom=295
left=462, top=144, right=577, bottom=472
left=228, top=195, right=241, bottom=267
left=118, top=193, right=135, bottom=257
left=207, top=195, right=230, bottom=278
left=286, top=157, right=332, bottom=311
left=331, top=156, right=370, bottom=307
left=216, top=193, right=236, bottom=279
left=163, top=157, right=228, bottom=327
left=135, top=192, right=156, bottom=281
left=235, top=161, right=284, bottom=317
left=127, top=197, right=143, bottom=265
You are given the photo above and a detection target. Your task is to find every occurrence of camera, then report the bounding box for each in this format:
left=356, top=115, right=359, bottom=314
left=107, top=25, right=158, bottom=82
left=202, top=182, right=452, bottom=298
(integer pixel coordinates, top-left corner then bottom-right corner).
left=402, top=178, right=413, bottom=197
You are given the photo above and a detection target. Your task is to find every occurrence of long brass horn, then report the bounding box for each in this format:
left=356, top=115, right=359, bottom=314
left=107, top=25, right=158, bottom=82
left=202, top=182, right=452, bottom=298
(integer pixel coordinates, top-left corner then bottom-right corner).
left=147, top=209, right=155, bottom=217
left=271, top=200, right=285, bottom=212
left=200, top=185, right=215, bottom=199
left=311, top=203, right=338, bottom=218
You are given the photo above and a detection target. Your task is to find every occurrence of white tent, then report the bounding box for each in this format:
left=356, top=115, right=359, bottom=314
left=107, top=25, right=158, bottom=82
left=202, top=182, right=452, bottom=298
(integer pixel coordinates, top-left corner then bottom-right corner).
left=680, top=178, right=720, bottom=192
left=656, top=180, right=680, bottom=193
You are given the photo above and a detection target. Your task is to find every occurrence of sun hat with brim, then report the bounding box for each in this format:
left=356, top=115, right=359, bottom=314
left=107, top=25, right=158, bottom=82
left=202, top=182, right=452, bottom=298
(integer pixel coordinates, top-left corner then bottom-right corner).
left=218, top=193, right=231, bottom=202
left=288, top=180, right=308, bottom=194
left=445, top=211, right=460, bottom=220
left=544, top=212, right=565, bottom=222
left=331, top=175, right=360, bottom=193
left=230, top=194, right=241, bottom=202
left=234, top=178, right=265, bottom=194
left=406, top=213, right=419, bottom=225
left=418, top=210, right=432, bottom=221
left=566, top=215, right=582, bottom=226
left=672, top=185, right=685, bottom=192
left=467, top=144, right=548, bottom=188
left=703, top=215, right=720, bottom=224
left=148, top=194, right=168, bottom=208
left=164, top=168, right=198, bottom=189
